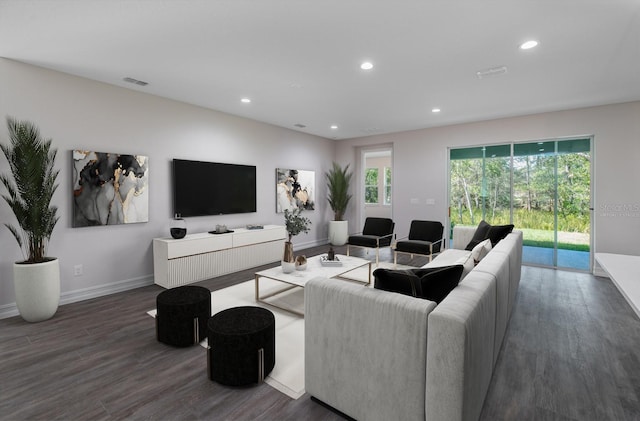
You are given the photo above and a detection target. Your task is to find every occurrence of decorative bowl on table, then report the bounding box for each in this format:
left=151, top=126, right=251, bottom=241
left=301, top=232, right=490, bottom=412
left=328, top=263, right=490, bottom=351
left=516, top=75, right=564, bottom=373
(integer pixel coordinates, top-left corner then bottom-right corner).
left=295, top=255, right=307, bottom=271
left=282, top=261, right=296, bottom=273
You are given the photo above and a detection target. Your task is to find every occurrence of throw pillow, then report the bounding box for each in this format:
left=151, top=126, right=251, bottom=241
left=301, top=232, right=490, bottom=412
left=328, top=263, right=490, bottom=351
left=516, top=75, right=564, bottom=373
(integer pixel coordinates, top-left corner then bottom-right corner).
left=471, top=238, right=492, bottom=264
left=464, top=220, right=491, bottom=251
left=411, top=265, right=464, bottom=303
left=486, top=224, right=514, bottom=246
left=373, top=268, right=423, bottom=298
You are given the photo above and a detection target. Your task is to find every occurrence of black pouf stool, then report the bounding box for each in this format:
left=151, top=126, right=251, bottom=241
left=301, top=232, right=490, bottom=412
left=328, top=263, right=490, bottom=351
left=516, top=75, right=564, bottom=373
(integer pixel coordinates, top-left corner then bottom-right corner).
left=207, top=306, right=275, bottom=386
left=156, top=285, right=211, bottom=347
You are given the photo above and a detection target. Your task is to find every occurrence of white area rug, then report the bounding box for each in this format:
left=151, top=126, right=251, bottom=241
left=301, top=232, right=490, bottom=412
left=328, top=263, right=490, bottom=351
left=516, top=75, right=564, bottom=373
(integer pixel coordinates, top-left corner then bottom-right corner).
left=148, top=278, right=305, bottom=399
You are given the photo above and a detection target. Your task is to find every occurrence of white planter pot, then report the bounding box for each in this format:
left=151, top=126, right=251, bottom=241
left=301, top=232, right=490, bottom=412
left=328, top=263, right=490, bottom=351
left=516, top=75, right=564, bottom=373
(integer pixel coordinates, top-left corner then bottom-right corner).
left=13, top=259, right=60, bottom=323
left=328, top=220, right=349, bottom=246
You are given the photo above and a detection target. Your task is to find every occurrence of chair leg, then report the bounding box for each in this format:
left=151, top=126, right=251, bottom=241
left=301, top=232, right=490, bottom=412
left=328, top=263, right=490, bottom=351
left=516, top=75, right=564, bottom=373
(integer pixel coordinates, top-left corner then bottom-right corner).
left=375, top=248, right=379, bottom=266
left=394, top=251, right=397, bottom=265
left=347, top=245, right=350, bottom=256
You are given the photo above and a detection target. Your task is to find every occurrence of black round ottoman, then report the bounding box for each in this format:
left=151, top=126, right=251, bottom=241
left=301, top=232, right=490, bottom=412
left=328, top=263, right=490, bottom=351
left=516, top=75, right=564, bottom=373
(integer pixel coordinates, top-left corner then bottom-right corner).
left=207, top=306, right=276, bottom=386
left=156, top=285, right=211, bottom=347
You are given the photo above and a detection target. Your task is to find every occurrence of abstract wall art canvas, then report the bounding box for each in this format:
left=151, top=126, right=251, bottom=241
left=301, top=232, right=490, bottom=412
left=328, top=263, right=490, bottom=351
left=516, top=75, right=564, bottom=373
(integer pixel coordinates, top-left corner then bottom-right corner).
left=72, top=150, right=149, bottom=227
left=276, top=168, right=315, bottom=213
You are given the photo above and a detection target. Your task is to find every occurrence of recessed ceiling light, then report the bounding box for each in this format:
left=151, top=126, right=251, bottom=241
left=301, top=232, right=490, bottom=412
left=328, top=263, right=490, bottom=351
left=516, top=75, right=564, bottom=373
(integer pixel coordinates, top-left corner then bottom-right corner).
left=330, top=125, right=338, bottom=129
left=241, top=98, right=251, bottom=103
left=432, top=108, right=441, bottom=113
left=360, top=62, right=373, bottom=70
left=520, top=40, right=538, bottom=50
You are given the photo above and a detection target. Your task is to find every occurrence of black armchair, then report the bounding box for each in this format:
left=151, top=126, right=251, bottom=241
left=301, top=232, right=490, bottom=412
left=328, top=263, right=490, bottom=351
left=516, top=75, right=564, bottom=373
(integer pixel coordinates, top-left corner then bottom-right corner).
left=347, top=217, right=395, bottom=265
left=393, top=220, right=445, bottom=264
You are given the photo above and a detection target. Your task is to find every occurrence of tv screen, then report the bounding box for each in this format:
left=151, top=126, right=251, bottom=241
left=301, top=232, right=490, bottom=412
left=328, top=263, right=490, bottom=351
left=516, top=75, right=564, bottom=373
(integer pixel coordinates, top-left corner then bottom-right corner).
left=172, top=159, right=257, bottom=217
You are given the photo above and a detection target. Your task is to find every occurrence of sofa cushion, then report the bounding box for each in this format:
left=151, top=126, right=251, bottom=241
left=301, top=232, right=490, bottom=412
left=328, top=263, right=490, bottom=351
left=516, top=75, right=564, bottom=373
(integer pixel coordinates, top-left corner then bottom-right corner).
left=465, top=220, right=514, bottom=249
left=464, top=220, right=491, bottom=250
left=412, top=265, right=464, bottom=303
left=471, top=238, right=492, bottom=263
left=373, top=268, right=422, bottom=298
left=486, top=224, right=514, bottom=246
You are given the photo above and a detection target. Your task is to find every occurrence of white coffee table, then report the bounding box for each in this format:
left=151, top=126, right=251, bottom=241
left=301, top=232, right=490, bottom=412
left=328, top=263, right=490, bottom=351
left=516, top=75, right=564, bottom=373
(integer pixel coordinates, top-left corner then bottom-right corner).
left=254, top=254, right=372, bottom=316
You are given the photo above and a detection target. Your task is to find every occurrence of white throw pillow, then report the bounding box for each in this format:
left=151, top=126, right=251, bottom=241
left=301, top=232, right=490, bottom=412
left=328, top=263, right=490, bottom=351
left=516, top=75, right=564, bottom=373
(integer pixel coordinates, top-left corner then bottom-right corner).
left=471, top=238, right=492, bottom=263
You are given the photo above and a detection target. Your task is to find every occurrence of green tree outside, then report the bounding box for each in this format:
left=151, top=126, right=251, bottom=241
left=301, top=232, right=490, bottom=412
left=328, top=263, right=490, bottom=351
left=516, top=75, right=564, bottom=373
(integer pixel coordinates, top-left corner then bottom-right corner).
left=450, top=145, right=590, bottom=251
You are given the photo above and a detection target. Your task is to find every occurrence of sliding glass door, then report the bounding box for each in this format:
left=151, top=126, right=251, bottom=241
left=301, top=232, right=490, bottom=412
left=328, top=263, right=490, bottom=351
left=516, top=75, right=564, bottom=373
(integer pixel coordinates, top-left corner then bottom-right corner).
left=449, top=144, right=511, bottom=227
left=450, top=138, right=591, bottom=271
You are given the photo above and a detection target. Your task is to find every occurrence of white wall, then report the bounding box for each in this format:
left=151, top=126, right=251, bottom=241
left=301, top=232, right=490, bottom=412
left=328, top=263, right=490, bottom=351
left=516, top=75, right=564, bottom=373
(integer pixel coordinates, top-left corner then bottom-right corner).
left=3, top=58, right=638, bottom=315
left=338, top=101, right=640, bottom=260
left=0, top=59, right=335, bottom=314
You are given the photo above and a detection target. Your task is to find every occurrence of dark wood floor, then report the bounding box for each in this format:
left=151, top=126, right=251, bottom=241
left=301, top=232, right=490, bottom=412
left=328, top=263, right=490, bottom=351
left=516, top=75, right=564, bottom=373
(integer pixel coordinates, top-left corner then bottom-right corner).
left=1, top=245, right=639, bottom=420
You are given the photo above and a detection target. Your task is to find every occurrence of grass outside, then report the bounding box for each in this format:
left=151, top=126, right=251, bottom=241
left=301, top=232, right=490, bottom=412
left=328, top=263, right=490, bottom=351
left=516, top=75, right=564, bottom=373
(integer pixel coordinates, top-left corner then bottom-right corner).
left=452, top=225, right=590, bottom=251
left=521, top=228, right=589, bottom=251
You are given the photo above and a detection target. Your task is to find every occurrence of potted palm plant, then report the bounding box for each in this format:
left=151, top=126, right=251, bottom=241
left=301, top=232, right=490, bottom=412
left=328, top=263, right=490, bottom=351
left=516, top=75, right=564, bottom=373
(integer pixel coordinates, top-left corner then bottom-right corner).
left=1, top=117, right=60, bottom=322
left=325, top=162, right=352, bottom=246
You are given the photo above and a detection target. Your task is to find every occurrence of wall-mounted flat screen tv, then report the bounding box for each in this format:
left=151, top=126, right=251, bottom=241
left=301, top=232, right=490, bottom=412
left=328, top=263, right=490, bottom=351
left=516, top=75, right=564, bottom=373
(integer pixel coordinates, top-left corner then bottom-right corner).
left=172, top=159, right=257, bottom=217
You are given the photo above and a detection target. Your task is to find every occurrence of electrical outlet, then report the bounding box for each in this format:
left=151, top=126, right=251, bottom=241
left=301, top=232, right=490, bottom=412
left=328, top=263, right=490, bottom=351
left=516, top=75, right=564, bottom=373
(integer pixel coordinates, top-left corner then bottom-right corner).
left=73, top=264, right=83, bottom=276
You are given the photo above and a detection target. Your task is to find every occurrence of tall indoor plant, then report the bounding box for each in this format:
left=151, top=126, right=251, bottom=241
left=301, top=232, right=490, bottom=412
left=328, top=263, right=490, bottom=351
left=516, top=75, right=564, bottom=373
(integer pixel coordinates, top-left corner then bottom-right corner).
left=325, top=162, right=352, bottom=246
left=1, top=117, right=61, bottom=322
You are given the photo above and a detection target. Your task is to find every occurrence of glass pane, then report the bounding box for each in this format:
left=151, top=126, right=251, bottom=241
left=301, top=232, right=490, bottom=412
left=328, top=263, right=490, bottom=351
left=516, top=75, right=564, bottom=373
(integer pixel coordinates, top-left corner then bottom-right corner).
left=450, top=144, right=510, bottom=160
left=512, top=151, right=556, bottom=267
left=513, top=140, right=591, bottom=270
left=365, top=168, right=379, bottom=204
left=365, top=186, right=378, bottom=204
left=384, top=167, right=392, bottom=205
left=450, top=157, right=484, bottom=226
left=558, top=138, right=590, bottom=154
left=556, top=151, right=590, bottom=270
left=481, top=154, right=511, bottom=225
left=449, top=149, right=510, bottom=227
left=365, top=168, right=378, bottom=185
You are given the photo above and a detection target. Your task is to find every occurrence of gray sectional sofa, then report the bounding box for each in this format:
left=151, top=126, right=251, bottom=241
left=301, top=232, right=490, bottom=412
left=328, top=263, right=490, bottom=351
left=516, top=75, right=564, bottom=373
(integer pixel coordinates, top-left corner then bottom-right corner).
left=305, top=225, right=523, bottom=421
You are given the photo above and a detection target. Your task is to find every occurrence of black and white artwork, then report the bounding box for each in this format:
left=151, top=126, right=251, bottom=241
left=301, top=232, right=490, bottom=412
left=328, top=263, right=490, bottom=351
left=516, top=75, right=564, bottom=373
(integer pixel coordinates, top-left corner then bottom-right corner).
left=276, top=168, right=315, bottom=213
left=72, top=150, right=149, bottom=227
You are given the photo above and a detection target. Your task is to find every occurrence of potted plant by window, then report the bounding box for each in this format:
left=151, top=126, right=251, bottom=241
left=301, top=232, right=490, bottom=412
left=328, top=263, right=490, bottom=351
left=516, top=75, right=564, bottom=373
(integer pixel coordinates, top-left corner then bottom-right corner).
left=283, top=208, right=311, bottom=273
left=325, top=162, right=352, bottom=246
left=1, top=117, right=60, bottom=322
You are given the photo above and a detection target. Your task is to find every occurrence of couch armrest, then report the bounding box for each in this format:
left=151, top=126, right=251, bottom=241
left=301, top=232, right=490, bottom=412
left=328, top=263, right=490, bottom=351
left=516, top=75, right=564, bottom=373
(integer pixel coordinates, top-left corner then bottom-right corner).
left=305, top=277, right=436, bottom=421
left=426, top=272, right=497, bottom=421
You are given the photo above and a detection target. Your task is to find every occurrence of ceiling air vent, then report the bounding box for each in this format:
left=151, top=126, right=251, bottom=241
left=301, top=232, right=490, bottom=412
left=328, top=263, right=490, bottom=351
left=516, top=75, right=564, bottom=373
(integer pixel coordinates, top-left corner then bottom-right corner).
left=123, top=77, right=149, bottom=86
left=476, top=66, right=508, bottom=79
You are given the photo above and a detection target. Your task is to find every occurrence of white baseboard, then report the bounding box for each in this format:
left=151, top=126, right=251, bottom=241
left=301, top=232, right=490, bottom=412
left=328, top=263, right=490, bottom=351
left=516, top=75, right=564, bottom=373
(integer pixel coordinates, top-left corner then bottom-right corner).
left=0, top=275, right=154, bottom=320
left=0, top=241, right=329, bottom=321
left=593, top=267, right=608, bottom=278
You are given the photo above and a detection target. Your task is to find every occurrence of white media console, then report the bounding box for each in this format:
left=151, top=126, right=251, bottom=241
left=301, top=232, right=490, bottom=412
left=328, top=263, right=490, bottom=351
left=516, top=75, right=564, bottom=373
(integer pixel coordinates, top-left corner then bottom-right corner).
left=153, top=225, right=287, bottom=288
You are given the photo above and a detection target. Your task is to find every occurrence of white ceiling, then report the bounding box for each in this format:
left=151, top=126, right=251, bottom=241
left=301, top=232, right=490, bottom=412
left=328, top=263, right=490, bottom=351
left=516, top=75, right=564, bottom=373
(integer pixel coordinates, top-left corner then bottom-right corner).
left=1, top=0, right=639, bottom=140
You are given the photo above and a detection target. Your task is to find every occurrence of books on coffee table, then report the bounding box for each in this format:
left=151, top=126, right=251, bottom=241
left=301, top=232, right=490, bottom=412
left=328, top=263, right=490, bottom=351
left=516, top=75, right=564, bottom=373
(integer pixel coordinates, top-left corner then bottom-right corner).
left=320, top=255, right=343, bottom=266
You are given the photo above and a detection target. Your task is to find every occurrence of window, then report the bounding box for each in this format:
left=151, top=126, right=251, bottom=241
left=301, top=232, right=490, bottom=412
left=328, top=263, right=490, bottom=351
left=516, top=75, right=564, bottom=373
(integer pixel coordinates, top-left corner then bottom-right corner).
left=365, top=168, right=379, bottom=204
left=449, top=138, right=591, bottom=271
left=384, top=166, right=392, bottom=205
